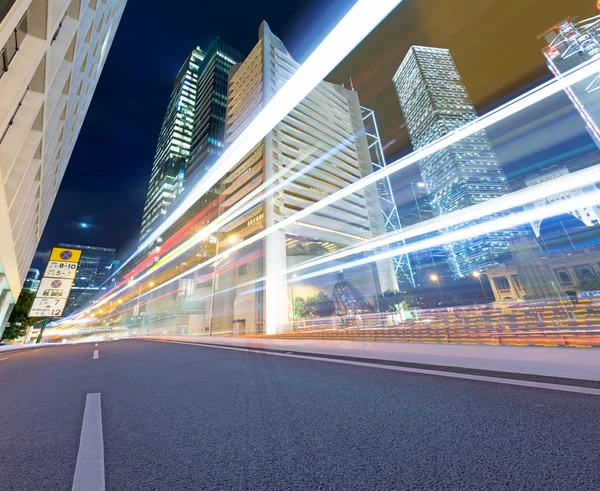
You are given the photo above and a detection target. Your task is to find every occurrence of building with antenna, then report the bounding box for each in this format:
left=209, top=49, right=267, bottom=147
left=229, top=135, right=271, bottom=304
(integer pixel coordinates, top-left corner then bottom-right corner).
left=540, top=14, right=600, bottom=148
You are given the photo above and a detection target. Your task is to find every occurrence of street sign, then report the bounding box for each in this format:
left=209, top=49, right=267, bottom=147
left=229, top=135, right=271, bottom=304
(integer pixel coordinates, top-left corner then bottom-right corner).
left=44, top=260, right=78, bottom=279
left=29, top=246, right=82, bottom=320
left=49, top=247, right=82, bottom=263
left=36, top=278, right=74, bottom=300
left=30, top=298, right=68, bottom=317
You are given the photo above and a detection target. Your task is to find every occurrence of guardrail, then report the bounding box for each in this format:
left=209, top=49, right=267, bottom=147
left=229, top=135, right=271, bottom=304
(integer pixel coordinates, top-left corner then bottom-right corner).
left=235, top=300, right=600, bottom=348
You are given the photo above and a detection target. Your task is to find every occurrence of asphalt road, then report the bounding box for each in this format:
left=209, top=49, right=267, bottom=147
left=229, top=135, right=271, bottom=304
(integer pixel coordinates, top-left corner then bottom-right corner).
left=0, top=340, right=599, bottom=490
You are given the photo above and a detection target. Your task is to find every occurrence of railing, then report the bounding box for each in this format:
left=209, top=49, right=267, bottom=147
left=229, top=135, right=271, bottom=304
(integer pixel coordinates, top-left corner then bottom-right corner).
left=235, top=300, right=600, bottom=348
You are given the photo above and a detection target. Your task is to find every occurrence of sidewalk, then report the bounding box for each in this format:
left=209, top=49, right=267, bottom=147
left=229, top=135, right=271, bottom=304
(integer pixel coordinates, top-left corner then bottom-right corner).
left=147, top=335, right=600, bottom=382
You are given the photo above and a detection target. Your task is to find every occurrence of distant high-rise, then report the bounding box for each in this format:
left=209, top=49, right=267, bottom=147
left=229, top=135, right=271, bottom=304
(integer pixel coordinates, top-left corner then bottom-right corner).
left=393, top=46, right=516, bottom=278
left=23, top=268, right=40, bottom=293
left=60, top=244, right=116, bottom=316
left=140, top=40, right=242, bottom=246
left=0, top=0, right=126, bottom=337
left=139, top=48, right=205, bottom=244
left=540, top=15, right=600, bottom=148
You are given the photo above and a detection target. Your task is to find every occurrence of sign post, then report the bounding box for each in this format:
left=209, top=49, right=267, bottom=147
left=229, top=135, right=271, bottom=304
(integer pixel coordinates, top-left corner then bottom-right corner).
left=29, top=247, right=82, bottom=342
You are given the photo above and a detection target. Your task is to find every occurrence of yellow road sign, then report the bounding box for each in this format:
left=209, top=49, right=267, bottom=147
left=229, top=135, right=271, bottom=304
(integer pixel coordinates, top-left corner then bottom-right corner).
left=49, top=247, right=82, bottom=263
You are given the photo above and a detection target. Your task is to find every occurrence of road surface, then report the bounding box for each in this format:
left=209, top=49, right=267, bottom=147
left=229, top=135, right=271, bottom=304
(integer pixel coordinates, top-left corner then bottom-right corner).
left=0, top=339, right=598, bottom=490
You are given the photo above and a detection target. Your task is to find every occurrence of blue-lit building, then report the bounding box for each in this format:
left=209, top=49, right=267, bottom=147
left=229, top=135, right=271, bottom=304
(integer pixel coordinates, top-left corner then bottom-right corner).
left=23, top=268, right=40, bottom=293
left=393, top=46, right=517, bottom=278
left=60, top=244, right=116, bottom=316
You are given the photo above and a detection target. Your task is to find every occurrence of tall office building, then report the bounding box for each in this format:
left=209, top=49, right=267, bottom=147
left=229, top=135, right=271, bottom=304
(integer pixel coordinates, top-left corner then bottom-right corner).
left=540, top=15, right=600, bottom=148
left=59, top=243, right=116, bottom=315
left=211, top=22, right=398, bottom=335
left=187, top=38, right=242, bottom=181
left=140, top=40, right=242, bottom=245
left=393, top=46, right=516, bottom=278
left=0, top=0, right=126, bottom=337
left=139, top=47, right=204, bottom=244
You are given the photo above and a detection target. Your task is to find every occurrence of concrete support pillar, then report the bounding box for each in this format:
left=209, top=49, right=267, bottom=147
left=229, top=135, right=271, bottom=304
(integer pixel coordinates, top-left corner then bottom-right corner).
left=507, top=276, right=520, bottom=300
left=265, top=230, right=288, bottom=335
left=489, top=277, right=502, bottom=301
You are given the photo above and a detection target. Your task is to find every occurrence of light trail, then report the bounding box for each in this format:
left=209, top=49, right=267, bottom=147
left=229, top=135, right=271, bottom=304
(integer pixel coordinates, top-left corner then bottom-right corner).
left=290, top=190, right=600, bottom=286
left=68, top=44, right=600, bottom=322
left=135, top=55, right=600, bottom=290
left=86, top=182, right=600, bottom=327
left=110, top=57, right=600, bottom=301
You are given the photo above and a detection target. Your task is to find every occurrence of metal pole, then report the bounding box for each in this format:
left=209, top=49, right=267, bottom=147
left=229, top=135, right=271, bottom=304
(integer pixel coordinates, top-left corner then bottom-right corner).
left=35, top=317, right=49, bottom=344
left=478, top=276, right=489, bottom=303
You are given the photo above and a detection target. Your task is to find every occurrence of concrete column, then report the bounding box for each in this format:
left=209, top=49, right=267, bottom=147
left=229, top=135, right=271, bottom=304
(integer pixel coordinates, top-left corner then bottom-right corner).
left=506, top=276, right=520, bottom=300
left=489, top=277, right=502, bottom=301
left=567, top=267, right=578, bottom=284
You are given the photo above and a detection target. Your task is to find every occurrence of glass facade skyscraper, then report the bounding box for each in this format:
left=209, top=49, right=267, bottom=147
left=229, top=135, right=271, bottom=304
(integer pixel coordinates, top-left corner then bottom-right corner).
left=140, top=40, right=242, bottom=245
left=393, top=46, right=516, bottom=278
left=140, top=48, right=205, bottom=244
left=187, top=38, right=243, bottom=182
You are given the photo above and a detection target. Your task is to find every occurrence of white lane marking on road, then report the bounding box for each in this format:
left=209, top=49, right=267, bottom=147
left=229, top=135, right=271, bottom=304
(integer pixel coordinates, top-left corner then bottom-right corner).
left=93, top=350, right=99, bottom=360
left=153, top=340, right=600, bottom=396
left=0, top=357, right=7, bottom=361
left=72, top=393, right=105, bottom=491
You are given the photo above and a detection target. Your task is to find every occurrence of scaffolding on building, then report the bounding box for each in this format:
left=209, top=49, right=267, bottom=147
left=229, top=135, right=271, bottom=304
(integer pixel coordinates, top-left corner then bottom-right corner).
left=361, top=106, right=415, bottom=287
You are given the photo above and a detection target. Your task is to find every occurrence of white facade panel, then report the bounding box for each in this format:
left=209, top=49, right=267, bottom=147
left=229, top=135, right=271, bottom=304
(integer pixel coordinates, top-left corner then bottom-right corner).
left=0, top=0, right=127, bottom=336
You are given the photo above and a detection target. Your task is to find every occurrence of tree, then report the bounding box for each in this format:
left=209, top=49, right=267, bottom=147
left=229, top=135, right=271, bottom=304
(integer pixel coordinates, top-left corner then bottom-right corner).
left=292, top=292, right=334, bottom=319
left=377, top=290, right=405, bottom=312
left=577, top=275, right=600, bottom=292
left=1, top=290, right=36, bottom=341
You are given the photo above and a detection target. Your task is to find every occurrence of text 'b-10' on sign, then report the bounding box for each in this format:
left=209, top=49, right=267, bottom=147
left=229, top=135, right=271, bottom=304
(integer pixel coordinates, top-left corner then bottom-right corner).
left=44, top=260, right=78, bottom=279
left=30, top=298, right=67, bottom=317
left=37, top=278, right=74, bottom=300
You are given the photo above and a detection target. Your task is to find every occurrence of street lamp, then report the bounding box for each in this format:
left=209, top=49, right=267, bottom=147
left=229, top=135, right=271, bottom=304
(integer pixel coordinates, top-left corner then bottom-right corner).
left=430, top=274, right=444, bottom=306
left=472, top=271, right=489, bottom=303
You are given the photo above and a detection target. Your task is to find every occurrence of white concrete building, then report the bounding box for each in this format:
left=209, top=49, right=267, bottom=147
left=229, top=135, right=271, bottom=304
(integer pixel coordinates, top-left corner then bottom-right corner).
left=0, top=0, right=127, bottom=335
left=524, top=166, right=600, bottom=237
left=211, top=22, right=398, bottom=335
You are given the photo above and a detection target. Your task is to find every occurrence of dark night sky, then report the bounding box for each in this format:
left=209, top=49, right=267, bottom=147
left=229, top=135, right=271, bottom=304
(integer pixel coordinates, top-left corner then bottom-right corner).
left=34, top=0, right=600, bottom=268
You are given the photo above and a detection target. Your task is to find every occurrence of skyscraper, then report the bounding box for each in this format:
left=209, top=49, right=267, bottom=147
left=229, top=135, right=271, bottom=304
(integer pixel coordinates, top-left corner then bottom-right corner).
left=187, top=38, right=243, bottom=181
left=211, top=22, right=398, bottom=335
left=393, top=46, right=516, bottom=278
left=540, top=15, right=600, bottom=148
left=140, top=40, right=242, bottom=246
left=59, top=243, right=116, bottom=316
left=139, top=48, right=204, bottom=244
left=0, top=0, right=126, bottom=337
